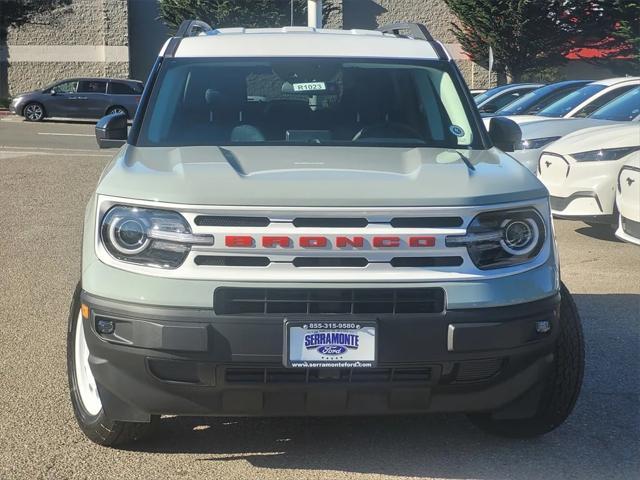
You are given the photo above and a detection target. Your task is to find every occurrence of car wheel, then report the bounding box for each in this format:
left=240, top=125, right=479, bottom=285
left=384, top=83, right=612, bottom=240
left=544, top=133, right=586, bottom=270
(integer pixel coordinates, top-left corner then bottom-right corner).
left=106, top=106, right=129, bottom=118
left=467, top=282, right=584, bottom=438
left=67, top=283, right=157, bottom=447
left=23, top=102, right=45, bottom=122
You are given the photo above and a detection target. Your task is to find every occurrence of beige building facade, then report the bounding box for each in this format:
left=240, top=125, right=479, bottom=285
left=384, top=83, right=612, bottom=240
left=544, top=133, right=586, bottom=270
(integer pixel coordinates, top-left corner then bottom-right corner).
left=2, top=0, right=491, bottom=98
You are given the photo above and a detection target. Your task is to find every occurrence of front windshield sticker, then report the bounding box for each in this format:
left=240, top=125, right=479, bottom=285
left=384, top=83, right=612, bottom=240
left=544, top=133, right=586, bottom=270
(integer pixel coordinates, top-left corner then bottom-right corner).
left=449, top=125, right=465, bottom=137
left=292, top=82, right=327, bottom=92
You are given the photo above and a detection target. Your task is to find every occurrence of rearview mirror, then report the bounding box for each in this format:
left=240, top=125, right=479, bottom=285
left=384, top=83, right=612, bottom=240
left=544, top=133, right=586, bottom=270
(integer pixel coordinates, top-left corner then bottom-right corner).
left=488, top=117, right=522, bottom=152
left=95, top=113, right=127, bottom=149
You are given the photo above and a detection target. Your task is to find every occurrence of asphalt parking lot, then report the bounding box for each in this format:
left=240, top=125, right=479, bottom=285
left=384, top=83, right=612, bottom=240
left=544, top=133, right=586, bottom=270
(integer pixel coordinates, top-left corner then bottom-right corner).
left=0, top=117, right=638, bottom=480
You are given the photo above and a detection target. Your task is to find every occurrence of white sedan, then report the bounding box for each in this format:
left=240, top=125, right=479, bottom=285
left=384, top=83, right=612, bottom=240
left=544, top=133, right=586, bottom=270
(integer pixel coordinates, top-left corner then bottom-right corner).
left=538, top=123, right=640, bottom=226
left=616, top=155, right=640, bottom=245
left=505, top=86, right=640, bottom=172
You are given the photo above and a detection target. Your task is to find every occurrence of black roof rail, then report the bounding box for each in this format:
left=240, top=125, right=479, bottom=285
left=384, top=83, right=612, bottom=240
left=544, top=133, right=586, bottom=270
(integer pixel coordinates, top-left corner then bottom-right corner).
left=175, top=19, right=214, bottom=38
left=164, top=20, right=214, bottom=58
left=377, top=22, right=434, bottom=42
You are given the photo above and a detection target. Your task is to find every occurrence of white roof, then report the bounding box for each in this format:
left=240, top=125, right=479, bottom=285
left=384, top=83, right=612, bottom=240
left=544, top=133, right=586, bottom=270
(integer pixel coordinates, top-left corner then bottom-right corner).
left=591, top=77, right=640, bottom=86
left=163, top=27, right=441, bottom=60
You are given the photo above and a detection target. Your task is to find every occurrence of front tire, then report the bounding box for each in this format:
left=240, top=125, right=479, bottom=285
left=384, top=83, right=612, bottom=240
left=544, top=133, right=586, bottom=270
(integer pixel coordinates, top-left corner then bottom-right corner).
left=67, top=283, right=156, bottom=446
left=468, top=282, right=584, bottom=437
left=23, top=102, right=45, bottom=121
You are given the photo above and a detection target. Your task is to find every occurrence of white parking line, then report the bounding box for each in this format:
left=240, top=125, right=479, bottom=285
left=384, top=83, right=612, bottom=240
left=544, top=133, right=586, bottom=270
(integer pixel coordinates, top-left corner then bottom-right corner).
left=0, top=145, right=101, bottom=152
left=37, top=133, right=94, bottom=137
left=0, top=146, right=112, bottom=158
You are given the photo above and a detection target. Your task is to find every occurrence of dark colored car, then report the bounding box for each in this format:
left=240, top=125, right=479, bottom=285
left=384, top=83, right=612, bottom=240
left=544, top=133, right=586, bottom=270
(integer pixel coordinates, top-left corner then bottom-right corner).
left=474, top=83, right=543, bottom=114
left=484, top=80, right=592, bottom=118
left=9, top=77, right=143, bottom=122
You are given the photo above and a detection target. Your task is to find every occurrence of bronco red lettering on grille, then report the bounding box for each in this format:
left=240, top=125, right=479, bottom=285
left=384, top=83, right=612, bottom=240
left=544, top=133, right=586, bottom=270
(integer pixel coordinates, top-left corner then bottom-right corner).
left=299, top=236, right=328, bottom=248
left=336, top=236, right=365, bottom=248
left=225, top=236, right=254, bottom=247
left=409, top=236, right=436, bottom=247
left=373, top=236, right=400, bottom=247
left=262, top=236, right=291, bottom=248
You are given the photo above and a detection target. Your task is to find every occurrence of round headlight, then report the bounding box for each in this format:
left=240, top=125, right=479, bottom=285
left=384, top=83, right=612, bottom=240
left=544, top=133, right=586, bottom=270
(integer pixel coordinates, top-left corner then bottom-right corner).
left=500, top=218, right=539, bottom=255
left=109, top=216, right=150, bottom=254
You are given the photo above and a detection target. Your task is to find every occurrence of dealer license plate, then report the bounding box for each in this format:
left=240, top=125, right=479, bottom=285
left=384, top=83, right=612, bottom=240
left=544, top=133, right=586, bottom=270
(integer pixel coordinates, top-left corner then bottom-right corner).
left=284, top=320, right=377, bottom=368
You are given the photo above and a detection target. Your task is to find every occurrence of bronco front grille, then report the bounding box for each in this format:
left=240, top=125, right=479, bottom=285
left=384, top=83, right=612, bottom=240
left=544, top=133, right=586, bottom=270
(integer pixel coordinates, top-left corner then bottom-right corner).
left=214, top=287, right=445, bottom=315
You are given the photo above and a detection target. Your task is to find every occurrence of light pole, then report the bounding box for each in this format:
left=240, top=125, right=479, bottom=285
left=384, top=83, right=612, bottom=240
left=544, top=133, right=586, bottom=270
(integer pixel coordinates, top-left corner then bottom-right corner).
left=308, top=0, right=322, bottom=28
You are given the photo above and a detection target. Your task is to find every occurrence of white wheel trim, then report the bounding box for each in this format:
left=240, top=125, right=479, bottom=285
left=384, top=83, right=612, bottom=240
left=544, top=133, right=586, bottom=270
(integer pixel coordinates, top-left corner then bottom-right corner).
left=74, top=311, right=102, bottom=415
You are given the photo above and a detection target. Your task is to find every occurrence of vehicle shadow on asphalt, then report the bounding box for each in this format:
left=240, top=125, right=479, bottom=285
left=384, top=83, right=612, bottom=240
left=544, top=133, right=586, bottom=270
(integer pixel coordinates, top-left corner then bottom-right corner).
left=127, top=293, right=639, bottom=479
left=573, top=225, right=623, bottom=243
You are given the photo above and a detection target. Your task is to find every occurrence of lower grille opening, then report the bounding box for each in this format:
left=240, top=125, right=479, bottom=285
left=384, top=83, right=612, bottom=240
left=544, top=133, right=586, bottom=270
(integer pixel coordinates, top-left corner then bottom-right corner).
left=214, top=287, right=446, bottom=315
left=195, top=256, right=270, bottom=267
left=391, top=257, right=464, bottom=267
left=293, top=257, right=368, bottom=268
left=225, top=367, right=433, bottom=384
left=147, top=359, right=201, bottom=384
left=453, top=358, right=503, bottom=383
left=622, top=216, right=640, bottom=238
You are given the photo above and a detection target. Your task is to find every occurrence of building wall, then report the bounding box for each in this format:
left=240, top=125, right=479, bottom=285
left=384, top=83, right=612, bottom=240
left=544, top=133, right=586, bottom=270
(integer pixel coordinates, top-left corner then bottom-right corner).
left=4, top=0, right=129, bottom=96
left=339, top=0, right=493, bottom=89
left=128, top=0, right=169, bottom=82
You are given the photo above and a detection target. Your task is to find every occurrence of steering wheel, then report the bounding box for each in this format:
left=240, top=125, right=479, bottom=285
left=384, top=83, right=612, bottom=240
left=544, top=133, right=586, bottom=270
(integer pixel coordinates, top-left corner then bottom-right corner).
left=352, top=122, right=423, bottom=142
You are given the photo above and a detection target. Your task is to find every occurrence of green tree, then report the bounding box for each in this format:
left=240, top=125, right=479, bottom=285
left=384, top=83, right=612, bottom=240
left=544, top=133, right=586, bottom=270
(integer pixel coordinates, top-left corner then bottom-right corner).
left=443, top=0, right=609, bottom=83
left=592, top=0, right=640, bottom=74
left=0, top=0, right=72, bottom=97
left=158, top=0, right=340, bottom=31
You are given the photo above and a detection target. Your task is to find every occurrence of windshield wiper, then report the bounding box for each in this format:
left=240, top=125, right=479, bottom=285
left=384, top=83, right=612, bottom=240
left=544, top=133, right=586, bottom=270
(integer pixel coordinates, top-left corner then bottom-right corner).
left=455, top=150, right=476, bottom=171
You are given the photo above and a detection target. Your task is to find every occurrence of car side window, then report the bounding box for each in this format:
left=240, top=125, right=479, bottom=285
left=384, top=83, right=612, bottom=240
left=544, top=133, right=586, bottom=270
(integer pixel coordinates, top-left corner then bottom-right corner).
left=527, top=88, right=576, bottom=114
left=53, top=81, right=78, bottom=94
left=573, top=85, right=637, bottom=118
left=108, top=82, right=137, bottom=95
left=480, top=90, right=531, bottom=113
left=78, top=80, right=107, bottom=94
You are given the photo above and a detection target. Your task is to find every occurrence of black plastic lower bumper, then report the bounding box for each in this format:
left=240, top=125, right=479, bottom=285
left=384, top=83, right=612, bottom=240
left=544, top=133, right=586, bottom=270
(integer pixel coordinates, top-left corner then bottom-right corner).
left=80, top=291, right=560, bottom=422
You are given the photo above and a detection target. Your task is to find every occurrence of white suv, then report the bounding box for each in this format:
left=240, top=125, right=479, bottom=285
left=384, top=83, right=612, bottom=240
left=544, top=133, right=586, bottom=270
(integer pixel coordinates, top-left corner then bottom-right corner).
left=67, top=21, right=584, bottom=446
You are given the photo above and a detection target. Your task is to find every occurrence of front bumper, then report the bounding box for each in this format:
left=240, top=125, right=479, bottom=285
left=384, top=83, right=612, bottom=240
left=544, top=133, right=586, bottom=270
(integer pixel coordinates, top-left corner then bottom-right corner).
left=81, top=290, right=560, bottom=422
left=541, top=156, right=620, bottom=218
left=616, top=215, right=640, bottom=245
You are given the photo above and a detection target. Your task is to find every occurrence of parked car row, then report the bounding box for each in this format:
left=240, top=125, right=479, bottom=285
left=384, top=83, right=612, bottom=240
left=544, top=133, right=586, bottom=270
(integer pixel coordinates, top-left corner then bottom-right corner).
left=9, top=77, right=143, bottom=121
left=479, top=78, right=639, bottom=246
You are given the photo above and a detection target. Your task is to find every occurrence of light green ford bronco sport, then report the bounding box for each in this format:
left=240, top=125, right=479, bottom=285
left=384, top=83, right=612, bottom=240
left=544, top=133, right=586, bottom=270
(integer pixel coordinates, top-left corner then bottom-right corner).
left=68, top=21, right=584, bottom=446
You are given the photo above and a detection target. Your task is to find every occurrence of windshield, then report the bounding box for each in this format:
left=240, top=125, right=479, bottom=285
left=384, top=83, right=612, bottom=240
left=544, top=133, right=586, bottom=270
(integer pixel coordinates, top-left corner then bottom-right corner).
left=537, top=84, right=605, bottom=118
left=137, top=58, right=480, bottom=148
left=495, top=82, right=585, bottom=116
left=589, top=87, right=640, bottom=121
left=474, top=85, right=511, bottom=105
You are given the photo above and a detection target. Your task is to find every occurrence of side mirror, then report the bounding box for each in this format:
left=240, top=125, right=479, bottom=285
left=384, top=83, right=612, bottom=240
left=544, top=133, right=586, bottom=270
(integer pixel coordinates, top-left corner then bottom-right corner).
left=95, top=113, right=127, bottom=149
left=50, top=89, right=57, bottom=96
left=488, top=117, right=522, bottom=153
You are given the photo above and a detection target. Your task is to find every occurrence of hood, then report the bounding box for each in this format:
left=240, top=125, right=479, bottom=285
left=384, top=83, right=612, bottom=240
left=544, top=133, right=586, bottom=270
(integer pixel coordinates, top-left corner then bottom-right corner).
left=482, top=115, right=547, bottom=129
left=96, top=146, right=547, bottom=207
left=13, top=90, right=40, bottom=98
left=519, top=118, right=618, bottom=141
left=545, top=123, right=640, bottom=156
